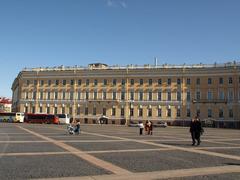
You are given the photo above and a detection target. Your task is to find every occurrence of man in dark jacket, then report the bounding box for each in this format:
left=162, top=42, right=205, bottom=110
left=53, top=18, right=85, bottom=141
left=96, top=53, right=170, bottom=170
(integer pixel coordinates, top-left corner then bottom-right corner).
left=190, top=116, right=203, bottom=146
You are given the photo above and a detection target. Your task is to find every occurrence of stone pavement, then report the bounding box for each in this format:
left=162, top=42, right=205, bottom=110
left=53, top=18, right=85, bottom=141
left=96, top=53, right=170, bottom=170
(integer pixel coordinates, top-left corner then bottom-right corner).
left=0, top=123, right=240, bottom=179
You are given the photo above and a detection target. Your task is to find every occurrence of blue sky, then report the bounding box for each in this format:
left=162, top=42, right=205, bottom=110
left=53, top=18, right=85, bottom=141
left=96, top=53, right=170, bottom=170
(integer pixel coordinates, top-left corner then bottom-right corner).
left=0, top=0, right=240, bottom=98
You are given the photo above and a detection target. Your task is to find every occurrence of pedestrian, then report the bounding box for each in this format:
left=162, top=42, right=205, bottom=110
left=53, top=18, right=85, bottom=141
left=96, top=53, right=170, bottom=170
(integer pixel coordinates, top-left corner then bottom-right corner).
left=138, top=121, right=144, bottom=135
left=149, top=121, right=153, bottom=135
left=74, top=120, right=81, bottom=134
left=145, top=120, right=149, bottom=135
left=190, top=116, right=203, bottom=146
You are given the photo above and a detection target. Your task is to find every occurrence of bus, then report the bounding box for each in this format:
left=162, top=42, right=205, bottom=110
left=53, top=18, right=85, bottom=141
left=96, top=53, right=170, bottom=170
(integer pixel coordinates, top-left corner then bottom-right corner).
left=56, top=114, right=70, bottom=124
left=24, top=113, right=59, bottom=124
left=0, top=112, right=24, bottom=123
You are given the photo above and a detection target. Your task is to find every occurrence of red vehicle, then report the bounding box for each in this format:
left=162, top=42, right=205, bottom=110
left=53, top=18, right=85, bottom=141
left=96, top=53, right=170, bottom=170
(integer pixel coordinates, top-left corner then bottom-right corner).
left=24, top=113, right=59, bottom=124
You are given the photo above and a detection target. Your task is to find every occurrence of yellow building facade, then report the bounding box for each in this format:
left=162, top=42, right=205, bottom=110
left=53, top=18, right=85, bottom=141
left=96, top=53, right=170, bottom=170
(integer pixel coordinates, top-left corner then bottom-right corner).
left=12, top=62, right=240, bottom=128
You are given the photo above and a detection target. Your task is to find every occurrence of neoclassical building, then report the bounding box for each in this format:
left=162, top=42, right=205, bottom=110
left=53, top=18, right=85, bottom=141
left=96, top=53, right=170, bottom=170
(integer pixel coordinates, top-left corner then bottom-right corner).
left=12, top=62, right=240, bottom=128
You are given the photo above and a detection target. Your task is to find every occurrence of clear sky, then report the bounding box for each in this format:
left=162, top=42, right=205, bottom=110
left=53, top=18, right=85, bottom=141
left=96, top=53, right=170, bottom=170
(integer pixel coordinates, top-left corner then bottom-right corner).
left=0, top=0, right=240, bottom=98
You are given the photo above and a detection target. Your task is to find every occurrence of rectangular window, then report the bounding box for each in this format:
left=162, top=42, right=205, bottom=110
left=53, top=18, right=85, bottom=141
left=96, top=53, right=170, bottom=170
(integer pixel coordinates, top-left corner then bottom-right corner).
left=158, top=91, right=162, bottom=101
left=187, top=91, right=191, bottom=102
left=187, top=108, right=191, bottom=117
left=113, top=79, right=117, bottom=86
left=158, top=79, right=162, bottom=85
left=47, top=107, right=50, bottom=114
left=219, top=77, right=223, bottom=84
left=167, top=91, right=171, bottom=101
left=71, top=79, right=74, bottom=86
left=27, top=80, right=30, bottom=86
left=39, top=106, right=42, bottom=113
left=139, top=108, right=143, bottom=117
left=148, top=79, right=152, bottom=86
left=69, top=107, right=72, bottom=115
left=196, top=91, right=201, bottom=100
left=113, top=91, right=116, bottom=100
left=86, top=79, right=89, bottom=86
left=228, top=90, right=233, bottom=101
left=177, top=78, right=181, bottom=85
left=158, top=108, right=162, bottom=117
left=177, top=91, right=181, bottom=101
left=94, top=91, right=98, bottom=100
left=121, top=79, right=126, bottom=86
left=219, top=109, right=224, bottom=118
left=70, top=91, right=74, bottom=100
left=55, top=80, right=59, bottom=85
left=48, top=80, right=51, bottom=86
left=85, top=107, right=88, bottom=115
left=121, top=108, right=124, bottom=116
left=32, top=106, right=35, bottom=113
left=177, top=109, right=181, bottom=117
left=140, top=79, right=143, bottom=86
left=148, top=108, right=152, bottom=117
left=167, top=78, right=171, bottom=85
left=62, top=107, right=65, bottom=114
left=33, top=91, right=37, bottom=100
left=229, top=77, right=233, bottom=84
left=62, top=91, right=65, bottom=100
left=86, top=91, right=89, bottom=100
left=208, top=109, right=212, bottom=118
left=207, top=91, right=213, bottom=100
left=103, top=91, right=107, bottom=100
left=112, top=108, right=116, bottom=116
left=219, top=91, right=224, bottom=100
left=167, top=109, right=171, bottom=117
left=130, top=108, right=134, bottom=117
left=76, top=107, right=80, bottom=115
left=40, top=80, right=44, bottom=86
left=54, top=92, right=58, bottom=100
left=229, top=109, right=233, bottom=118
left=34, top=80, right=37, bottom=86
left=103, top=79, right=107, bottom=86
left=40, top=91, right=43, bottom=100
left=103, top=108, right=106, bottom=116
left=47, top=92, right=51, bottom=100
left=148, top=91, right=152, bottom=101
left=187, top=78, right=191, bottom=85
left=77, top=91, right=81, bottom=100
left=25, top=92, right=29, bottom=99
left=130, top=91, right=134, bottom=100
left=121, top=92, right=125, bottom=100
left=78, top=79, right=81, bottom=85
left=130, top=79, right=134, bottom=86
left=196, top=78, right=200, bottom=85
left=93, top=107, right=96, bottom=115
left=139, top=91, right=143, bottom=101
left=54, top=107, right=57, bottom=114
left=208, top=78, right=212, bottom=85
left=94, top=79, right=98, bottom=86
left=63, top=80, right=66, bottom=85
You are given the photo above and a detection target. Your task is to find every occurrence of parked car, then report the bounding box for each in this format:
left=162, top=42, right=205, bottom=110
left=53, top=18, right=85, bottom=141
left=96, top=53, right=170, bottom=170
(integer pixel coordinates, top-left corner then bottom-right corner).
left=154, top=121, right=167, bottom=128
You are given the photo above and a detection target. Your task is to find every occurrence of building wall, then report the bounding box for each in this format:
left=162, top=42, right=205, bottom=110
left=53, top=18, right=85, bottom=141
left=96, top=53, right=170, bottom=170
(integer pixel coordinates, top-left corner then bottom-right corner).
left=11, top=63, right=240, bottom=128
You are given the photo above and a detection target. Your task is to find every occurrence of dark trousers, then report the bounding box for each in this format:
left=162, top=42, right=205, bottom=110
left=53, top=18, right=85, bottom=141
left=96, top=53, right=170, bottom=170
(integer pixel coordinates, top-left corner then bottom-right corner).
left=139, top=128, right=143, bottom=135
left=191, top=132, right=201, bottom=145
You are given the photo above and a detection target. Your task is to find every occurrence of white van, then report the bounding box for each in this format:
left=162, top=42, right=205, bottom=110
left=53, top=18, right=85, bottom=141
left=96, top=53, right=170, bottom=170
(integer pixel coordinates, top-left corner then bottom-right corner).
left=15, top=112, right=25, bottom=123
left=56, top=114, right=70, bottom=124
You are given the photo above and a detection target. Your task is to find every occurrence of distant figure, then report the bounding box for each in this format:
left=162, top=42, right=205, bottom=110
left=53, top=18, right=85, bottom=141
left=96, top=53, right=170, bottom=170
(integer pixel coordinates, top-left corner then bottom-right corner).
left=145, top=120, right=149, bottom=135
left=138, top=121, right=144, bottom=135
left=149, top=121, right=153, bottom=135
left=190, top=116, right=203, bottom=146
left=74, top=120, right=81, bottom=134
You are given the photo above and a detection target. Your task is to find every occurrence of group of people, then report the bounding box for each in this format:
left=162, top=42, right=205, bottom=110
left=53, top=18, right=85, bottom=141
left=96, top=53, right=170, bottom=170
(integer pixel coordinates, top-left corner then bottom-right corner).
left=138, top=116, right=204, bottom=146
left=189, top=116, right=204, bottom=146
left=68, top=120, right=81, bottom=135
left=138, top=120, right=153, bottom=135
